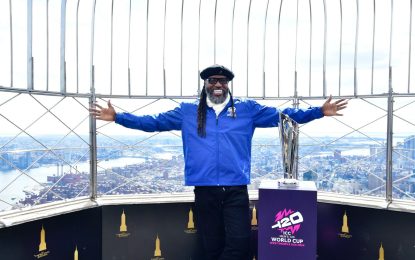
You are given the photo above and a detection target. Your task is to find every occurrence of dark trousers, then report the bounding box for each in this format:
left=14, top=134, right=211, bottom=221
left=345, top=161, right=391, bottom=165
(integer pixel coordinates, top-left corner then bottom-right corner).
left=194, top=185, right=251, bottom=260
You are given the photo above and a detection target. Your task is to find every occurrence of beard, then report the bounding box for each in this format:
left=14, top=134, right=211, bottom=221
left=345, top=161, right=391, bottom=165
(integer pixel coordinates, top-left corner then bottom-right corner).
left=206, top=87, right=229, bottom=104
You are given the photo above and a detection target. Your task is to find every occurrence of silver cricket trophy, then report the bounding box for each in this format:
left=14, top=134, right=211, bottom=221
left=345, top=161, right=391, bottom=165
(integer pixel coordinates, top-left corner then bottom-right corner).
left=278, top=113, right=300, bottom=187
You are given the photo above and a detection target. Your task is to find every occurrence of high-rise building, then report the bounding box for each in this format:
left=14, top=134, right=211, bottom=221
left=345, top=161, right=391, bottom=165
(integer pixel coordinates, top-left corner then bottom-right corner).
left=334, top=150, right=342, bottom=161
left=163, top=170, right=169, bottom=179
left=404, top=136, right=415, bottom=160
left=368, top=167, right=384, bottom=190
left=0, top=153, right=11, bottom=170
left=303, top=170, right=318, bottom=181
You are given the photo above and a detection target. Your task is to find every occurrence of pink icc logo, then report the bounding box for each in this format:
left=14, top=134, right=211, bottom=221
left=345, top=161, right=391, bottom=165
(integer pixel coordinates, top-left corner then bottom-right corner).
left=271, top=208, right=304, bottom=235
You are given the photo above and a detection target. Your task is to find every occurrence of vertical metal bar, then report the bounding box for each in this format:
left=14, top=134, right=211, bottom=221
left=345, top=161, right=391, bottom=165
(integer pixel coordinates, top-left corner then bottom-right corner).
left=292, top=96, right=299, bottom=109
left=197, top=0, right=202, bottom=94
left=386, top=0, right=394, bottom=202
left=128, top=0, right=132, bottom=96
left=294, top=70, right=297, bottom=100
left=60, top=0, right=67, bottom=93
left=339, top=0, right=343, bottom=95
left=322, top=0, right=327, bottom=97
left=46, top=0, right=49, bottom=91
left=76, top=0, right=80, bottom=93
left=386, top=69, right=393, bottom=202
left=163, top=68, right=166, bottom=97
left=294, top=0, right=299, bottom=97
left=354, top=0, right=359, bottom=96
left=389, top=0, right=393, bottom=68
left=9, top=0, right=13, bottom=87
left=146, top=0, right=149, bottom=96
left=180, top=0, right=184, bottom=96
left=278, top=0, right=284, bottom=97
left=230, top=0, right=236, bottom=94
left=89, top=0, right=97, bottom=200
left=163, top=0, right=167, bottom=97
left=371, top=0, right=375, bottom=94
left=262, top=0, right=270, bottom=99
left=91, top=0, right=96, bottom=93
left=89, top=91, right=97, bottom=200
left=408, top=0, right=413, bottom=93
left=214, top=0, right=218, bottom=64
left=247, top=0, right=252, bottom=97
left=309, top=0, right=312, bottom=96
left=27, top=0, right=33, bottom=90
left=110, top=0, right=114, bottom=95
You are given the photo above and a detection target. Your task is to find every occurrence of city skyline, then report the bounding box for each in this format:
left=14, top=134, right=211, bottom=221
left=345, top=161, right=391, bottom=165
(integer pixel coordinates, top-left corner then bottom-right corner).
left=1, top=133, right=414, bottom=212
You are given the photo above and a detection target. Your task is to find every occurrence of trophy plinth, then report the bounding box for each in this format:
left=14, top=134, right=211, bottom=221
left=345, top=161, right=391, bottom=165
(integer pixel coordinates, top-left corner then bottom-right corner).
left=277, top=178, right=299, bottom=187
left=278, top=113, right=300, bottom=187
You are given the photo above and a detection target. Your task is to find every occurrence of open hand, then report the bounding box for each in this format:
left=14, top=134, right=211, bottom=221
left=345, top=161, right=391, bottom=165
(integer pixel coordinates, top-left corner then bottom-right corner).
left=89, top=100, right=116, bottom=121
left=321, top=95, right=348, bottom=116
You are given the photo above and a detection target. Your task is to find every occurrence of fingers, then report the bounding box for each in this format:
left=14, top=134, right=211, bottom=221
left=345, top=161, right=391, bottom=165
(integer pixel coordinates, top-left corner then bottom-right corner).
left=325, top=95, right=333, bottom=104
left=337, top=104, right=347, bottom=111
left=90, top=111, right=101, bottom=120
left=89, top=108, right=101, bottom=113
left=94, top=103, right=103, bottom=109
left=334, top=98, right=347, bottom=104
left=91, top=100, right=113, bottom=110
left=328, top=96, right=348, bottom=109
left=89, top=104, right=102, bottom=119
left=90, top=112, right=100, bottom=117
left=88, top=100, right=115, bottom=121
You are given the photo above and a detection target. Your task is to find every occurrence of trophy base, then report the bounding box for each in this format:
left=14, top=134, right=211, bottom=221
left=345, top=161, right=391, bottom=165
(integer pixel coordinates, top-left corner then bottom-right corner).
left=277, top=178, right=300, bottom=187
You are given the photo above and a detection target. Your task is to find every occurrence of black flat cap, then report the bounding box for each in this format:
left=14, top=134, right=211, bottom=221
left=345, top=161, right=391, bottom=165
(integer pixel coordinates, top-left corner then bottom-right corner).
left=200, top=64, right=234, bottom=80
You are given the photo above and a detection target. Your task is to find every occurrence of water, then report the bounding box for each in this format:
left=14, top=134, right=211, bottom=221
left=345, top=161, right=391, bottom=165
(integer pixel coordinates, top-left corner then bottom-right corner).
left=342, top=149, right=370, bottom=156
left=0, top=157, right=146, bottom=210
left=154, top=153, right=174, bottom=160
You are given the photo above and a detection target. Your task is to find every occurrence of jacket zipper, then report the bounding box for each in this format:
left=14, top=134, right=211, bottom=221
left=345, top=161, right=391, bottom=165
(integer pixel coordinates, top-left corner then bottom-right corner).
left=213, top=103, right=231, bottom=186
left=216, top=113, right=219, bottom=185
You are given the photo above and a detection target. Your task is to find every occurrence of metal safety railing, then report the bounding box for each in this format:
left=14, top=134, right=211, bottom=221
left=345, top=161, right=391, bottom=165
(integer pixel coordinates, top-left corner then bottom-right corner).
left=1, top=0, right=413, bottom=96
left=0, top=0, right=415, bottom=213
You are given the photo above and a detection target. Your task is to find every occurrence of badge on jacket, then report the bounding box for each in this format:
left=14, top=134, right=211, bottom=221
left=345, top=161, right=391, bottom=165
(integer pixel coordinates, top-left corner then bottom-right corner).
left=227, top=107, right=236, bottom=117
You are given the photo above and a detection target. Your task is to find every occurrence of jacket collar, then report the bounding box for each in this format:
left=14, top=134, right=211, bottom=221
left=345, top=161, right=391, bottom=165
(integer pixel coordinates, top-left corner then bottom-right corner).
left=206, top=94, right=231, bottom=115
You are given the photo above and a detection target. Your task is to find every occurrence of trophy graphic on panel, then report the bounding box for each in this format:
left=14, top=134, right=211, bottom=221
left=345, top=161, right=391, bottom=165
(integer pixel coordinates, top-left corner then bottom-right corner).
left=187, top=208, right=195, bottom=229
left=185, top=207, right=197, bottom=234
left=150, top=234, right=165, bottom=260
left=34, top=225, right=50, bottom=258
left=341, top=211, right=349, bottom=233
left=338, top=211, right=352, bottom=239
left=39, top=226, right=47, bottom=252
left=278, top=113, right=300, bottom=186
left=154, top=235, right=161, bottom=256
left=74, top=246, right=78, bottom=260
left=378, top=243, right=385, bottom=260
left=116, top=210, right=130, bottom=238
left=120, top=210, right=127, bottom=232
left=251, top=205, right=257, bottom=226
left=251, top=205, right=258, bottom=231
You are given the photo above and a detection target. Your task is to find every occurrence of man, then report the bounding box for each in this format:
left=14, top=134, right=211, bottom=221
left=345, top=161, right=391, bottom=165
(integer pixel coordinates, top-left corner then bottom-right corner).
left=90, top=64, right=347, bottom=260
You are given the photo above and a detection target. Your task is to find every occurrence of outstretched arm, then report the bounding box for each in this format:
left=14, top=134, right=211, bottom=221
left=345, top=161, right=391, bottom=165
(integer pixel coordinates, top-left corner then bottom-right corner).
left=321, top=95, right=348, bottom=116
left=90, top=100, right=183, bottom=132
left=89, top=100, right=116, bottom=121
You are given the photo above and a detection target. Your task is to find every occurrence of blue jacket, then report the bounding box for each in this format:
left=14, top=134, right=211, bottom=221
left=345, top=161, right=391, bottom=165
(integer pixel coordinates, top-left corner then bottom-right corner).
left=115, top=98, right=323, bottom=186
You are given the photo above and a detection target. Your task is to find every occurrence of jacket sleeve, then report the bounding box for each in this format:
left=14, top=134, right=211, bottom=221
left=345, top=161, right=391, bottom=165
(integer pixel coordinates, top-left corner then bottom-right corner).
left=251, top=100, right=324, bottom=127
left=281, top=106, right=324, bottom=124
left=114, top=106, right=183, bottom=132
